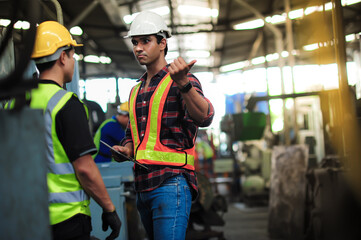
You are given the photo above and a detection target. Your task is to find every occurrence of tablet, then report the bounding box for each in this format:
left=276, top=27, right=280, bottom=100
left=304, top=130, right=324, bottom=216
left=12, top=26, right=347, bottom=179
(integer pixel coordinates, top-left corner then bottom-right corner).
left=100, top=140, right=148, bottom=169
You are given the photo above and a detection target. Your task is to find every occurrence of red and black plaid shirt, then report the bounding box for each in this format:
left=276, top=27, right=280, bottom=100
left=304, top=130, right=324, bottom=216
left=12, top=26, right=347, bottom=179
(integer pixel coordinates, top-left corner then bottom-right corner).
left=121, top=65, right=214, bottom=200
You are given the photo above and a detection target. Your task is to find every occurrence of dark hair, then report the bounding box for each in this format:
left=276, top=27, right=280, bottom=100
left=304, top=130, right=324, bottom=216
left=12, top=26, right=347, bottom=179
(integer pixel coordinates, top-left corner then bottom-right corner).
left=156, top=35, right=168, bottom=57
left=35, top=47, right=73, bottom=73
left=36, top=60, right=56, bottom=73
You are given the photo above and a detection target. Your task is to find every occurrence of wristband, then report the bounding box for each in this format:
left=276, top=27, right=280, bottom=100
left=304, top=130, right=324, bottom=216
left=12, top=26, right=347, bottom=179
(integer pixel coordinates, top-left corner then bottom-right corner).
left=179, top=81, right=192, bottom=93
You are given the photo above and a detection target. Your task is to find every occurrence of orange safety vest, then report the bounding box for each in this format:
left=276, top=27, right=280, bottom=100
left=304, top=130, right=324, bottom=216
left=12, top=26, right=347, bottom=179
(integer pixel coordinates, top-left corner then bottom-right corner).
left=129, top=73, right=195, bottom=170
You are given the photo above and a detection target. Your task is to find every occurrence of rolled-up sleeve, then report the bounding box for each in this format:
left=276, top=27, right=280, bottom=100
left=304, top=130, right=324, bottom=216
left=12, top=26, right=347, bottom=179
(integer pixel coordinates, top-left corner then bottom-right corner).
left=198, top=98, right=214, bottom=127
left=184, top=74, right=214, bottom=127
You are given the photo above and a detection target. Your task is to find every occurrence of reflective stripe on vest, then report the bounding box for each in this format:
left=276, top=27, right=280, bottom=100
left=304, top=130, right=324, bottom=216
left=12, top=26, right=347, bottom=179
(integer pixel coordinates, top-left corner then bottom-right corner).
left=45, top=90, right=74, bottom=175
left=129, top=73, right=195, bottom=170
left=49, top=190, right=89, bottom=204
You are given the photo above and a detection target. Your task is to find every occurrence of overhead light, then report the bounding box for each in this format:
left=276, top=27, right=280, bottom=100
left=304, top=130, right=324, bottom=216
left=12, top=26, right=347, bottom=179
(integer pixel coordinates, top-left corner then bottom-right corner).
left=99, top=56, right=112, bottom=64
left=265, top=14, right=286, bottom=24
left=0, top=19, right=11, bottom=27
left=73, top=53, right=81, bottom=61
left=83, top=55, right=112, bottom=64
left=70, top=26, right=83, bottom=36
left=303, top=32, right=355, bottom=51
left=304, top=6, right=318, bottom=15
left=251, top=56, right=266, bottom=65
left=178, top=5, right=219, bottom=18
left=14, top=20, right=30, bottom=30
left=84, top=55, right=100, bottom=63
left=220, top=61, right=248, bottom=72
left=266, top=53, right=279, bottom=62
left=233, top=19, right=264, bottom=30
left=288, top=9, right=304, bottom=19
left=281, top=51, right=289, bottom=58
left=342, top=0, right=361, bottom=5
left=123, top=14, right=137, bottom=24
left=346, top=33, right=356, bottom=42
left=303, top=43, right=319, bottom=51
left=324, top=2, right=333, bottom=11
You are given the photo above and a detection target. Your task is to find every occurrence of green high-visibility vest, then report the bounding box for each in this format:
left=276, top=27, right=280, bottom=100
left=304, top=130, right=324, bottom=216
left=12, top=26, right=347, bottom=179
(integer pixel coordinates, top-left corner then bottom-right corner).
left=10, top=83, right=91, bottom=225
left=92, top=118, right=117, bottom=160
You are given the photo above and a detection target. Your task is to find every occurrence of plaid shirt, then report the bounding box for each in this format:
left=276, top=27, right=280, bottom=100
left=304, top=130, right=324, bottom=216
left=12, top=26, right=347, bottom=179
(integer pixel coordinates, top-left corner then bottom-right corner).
left=122, top=65, right=214, bottom=200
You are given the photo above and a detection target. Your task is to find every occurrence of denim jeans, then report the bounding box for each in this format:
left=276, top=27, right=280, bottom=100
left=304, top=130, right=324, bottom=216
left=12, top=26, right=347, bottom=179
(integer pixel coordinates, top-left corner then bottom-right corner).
left=136, top=175, right=192, bottom=240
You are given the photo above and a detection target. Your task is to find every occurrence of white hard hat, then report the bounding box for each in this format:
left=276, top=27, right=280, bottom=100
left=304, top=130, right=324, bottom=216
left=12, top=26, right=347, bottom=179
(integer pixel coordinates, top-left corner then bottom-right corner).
left=125, top=11, right=171, bottom=38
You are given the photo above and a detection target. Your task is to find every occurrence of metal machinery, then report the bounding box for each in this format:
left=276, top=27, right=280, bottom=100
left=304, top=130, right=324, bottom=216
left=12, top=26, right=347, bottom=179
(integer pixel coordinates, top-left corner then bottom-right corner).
left=0, top=1, right=52, bottom=239
left=89, top=161, right=143, bottom=240
left=241, top=144, right=271, bottom=206
left=0, top=2, right=133, bottom=239
left=247, top=2, right=361, bottom=239
left=220, top=112, right=269, bottom=204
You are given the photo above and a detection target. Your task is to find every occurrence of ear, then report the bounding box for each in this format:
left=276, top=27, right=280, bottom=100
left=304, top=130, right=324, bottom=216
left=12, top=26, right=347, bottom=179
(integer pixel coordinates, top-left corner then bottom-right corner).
left=58, top=51, right=67, bottom=65
left=159, top=38, right=167, bottom=51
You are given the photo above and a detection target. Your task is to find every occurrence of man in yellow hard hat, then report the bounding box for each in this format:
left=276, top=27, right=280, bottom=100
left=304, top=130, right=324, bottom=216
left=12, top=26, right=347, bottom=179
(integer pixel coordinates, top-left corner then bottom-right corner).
left=9, top=21, right=121, bottom=240
left=93, top=102, right=130, bottom=163
left=112, top=11, right=214, bottom=240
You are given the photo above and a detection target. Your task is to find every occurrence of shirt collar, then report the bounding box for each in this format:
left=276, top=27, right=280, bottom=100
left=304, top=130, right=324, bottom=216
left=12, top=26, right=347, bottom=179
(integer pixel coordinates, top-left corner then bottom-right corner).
left=38, top=79, right=62, bottom=88
left=138, top=65, right=170, bottom=82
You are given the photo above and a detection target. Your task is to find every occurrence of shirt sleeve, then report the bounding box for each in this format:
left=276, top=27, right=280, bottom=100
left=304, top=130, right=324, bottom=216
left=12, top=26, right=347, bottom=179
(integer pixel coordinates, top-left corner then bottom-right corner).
left=56, top=96, right=97, bottom=162
left=183, top=73, right=214, bottom=127
left=120, top=122, right=133, bottom=147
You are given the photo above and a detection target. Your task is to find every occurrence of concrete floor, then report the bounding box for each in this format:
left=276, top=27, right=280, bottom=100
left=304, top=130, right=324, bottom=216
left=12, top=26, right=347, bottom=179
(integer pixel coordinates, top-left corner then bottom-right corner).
left=211, top=202, right=270, bottom=240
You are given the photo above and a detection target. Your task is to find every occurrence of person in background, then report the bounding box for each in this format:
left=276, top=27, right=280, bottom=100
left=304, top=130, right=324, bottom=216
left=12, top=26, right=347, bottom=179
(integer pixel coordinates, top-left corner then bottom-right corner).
left=6, top=21, right=121, bottom=240
left=112, top=11, right=214, bottom=240
left=93, top=102, right=129, bottom=163
left=195, top=133, right=215, bottom=178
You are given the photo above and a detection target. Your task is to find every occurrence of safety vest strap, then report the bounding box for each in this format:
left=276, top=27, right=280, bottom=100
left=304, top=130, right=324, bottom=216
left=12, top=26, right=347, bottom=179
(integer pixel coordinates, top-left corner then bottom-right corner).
left=45, top=89, right=75, bottom=169
left=136, top=149, right=194, bottom=169
left=129, top=83, right=141, bottom=148
left=140, top=74, right=172, bottom=151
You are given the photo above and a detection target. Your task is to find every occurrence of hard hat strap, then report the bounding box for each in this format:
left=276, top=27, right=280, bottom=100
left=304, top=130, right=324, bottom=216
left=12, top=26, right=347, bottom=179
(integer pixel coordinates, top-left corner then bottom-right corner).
left=156, top=32, right=167, bottom=39
left=34, top=46, right=71, bottom=64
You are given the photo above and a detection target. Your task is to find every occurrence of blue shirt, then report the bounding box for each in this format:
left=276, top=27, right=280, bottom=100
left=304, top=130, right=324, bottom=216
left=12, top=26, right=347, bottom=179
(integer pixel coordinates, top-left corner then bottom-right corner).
left=94, top=116, right=126, bottom=162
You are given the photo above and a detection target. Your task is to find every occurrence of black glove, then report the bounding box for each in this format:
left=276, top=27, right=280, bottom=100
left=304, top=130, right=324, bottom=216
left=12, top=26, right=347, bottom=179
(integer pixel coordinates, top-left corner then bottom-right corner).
left=101, top=210, right=121, bottom=240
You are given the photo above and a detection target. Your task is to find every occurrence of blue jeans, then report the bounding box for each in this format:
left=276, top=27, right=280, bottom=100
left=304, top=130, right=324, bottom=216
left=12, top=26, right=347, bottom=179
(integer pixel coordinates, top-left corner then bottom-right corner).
left=136, top=175, right=192, bottom=240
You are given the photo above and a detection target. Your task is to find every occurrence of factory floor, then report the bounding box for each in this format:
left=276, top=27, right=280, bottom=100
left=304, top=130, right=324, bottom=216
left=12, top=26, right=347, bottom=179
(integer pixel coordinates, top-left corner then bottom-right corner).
left=209, top=202, right=270, bottom=240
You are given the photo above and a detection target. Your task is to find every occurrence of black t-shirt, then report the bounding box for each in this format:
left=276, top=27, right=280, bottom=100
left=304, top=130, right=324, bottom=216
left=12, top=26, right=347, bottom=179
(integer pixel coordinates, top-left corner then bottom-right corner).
left=56, top=95, right=97, bottom=162
left=36, top=81, right=97, bottom=162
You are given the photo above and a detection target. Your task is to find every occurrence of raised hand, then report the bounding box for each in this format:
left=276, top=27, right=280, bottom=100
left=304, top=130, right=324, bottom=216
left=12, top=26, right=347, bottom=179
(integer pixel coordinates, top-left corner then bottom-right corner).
left=168, top=57, right=196, bottom=87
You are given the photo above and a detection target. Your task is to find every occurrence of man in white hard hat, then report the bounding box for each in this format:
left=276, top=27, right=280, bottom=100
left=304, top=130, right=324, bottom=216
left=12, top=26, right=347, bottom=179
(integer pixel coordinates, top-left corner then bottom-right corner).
left=7, top=21, right=121, bottom=240
left=112, top=11, right=214, bottom=240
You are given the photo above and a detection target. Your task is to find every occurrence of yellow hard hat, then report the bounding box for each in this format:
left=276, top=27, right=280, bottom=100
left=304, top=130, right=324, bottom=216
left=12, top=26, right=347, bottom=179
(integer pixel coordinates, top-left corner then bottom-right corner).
left=117, top=102, right=129, bottom=115
left=31, top=21, right=82, bottom=61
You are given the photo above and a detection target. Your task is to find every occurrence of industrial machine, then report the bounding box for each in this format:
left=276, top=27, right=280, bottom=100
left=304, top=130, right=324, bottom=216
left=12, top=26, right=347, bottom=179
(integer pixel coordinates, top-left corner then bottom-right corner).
left=220, top=112, right=268, bottom=204
left=240, top=144, right=271, bottom=206
left=90, top=161, right=144, bottom=240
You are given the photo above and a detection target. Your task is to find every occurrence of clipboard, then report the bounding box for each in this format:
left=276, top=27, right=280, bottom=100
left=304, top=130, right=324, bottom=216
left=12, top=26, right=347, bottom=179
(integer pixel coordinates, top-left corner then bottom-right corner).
left=100, top=140, right=148, bottom=170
